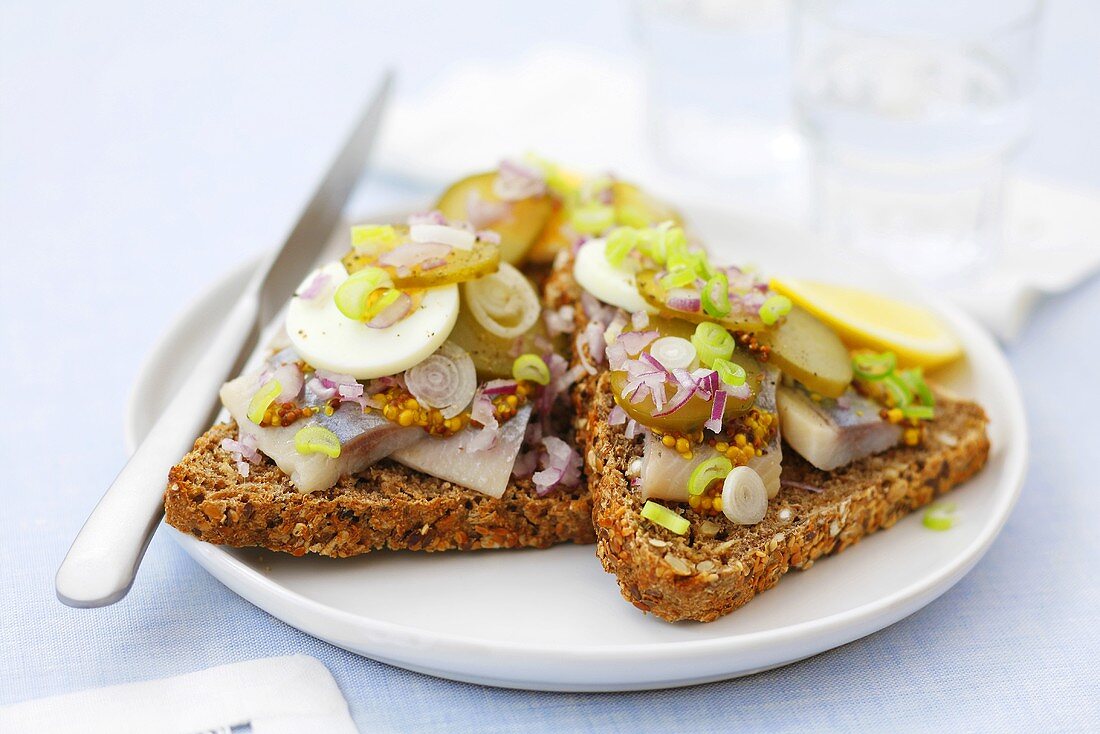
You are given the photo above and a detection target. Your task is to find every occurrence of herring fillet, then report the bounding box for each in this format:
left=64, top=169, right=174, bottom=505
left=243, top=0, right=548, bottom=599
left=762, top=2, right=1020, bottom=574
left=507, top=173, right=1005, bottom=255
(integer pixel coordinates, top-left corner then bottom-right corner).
left=220, top=374, right=422, bottom=492
left=391, top=403, right=533, bottom=499
left=775, top=385, right=902, bottom=471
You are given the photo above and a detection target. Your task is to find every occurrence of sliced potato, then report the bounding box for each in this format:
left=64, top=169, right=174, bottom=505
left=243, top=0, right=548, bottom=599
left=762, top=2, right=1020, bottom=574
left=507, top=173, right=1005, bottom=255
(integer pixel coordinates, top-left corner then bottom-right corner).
left=612, top=181, right=681, bottom=228
left=435, top=171, right=553, bottom=265
left=447, top=294, right=548, bottom=379
left=636, top=270, right=766, bottom=333
left=759, top=307, right=853, bottom=398
left=526, top=200, right=572, bottom=263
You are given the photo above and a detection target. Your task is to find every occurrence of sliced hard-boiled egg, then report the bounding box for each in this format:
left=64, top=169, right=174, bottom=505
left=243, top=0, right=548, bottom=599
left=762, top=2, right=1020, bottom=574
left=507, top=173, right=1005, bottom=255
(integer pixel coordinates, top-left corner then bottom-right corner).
left=287, top=261, right=459, bottom=379
left=573, top=238, right=656, bottom=314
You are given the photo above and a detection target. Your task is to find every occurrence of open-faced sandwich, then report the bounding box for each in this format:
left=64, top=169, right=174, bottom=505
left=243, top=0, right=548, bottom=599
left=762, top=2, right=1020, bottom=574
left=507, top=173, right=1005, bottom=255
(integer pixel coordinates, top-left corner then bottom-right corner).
left=547, top=212, right=991, bottom=621
left=164, top=159, right=674, bottom=556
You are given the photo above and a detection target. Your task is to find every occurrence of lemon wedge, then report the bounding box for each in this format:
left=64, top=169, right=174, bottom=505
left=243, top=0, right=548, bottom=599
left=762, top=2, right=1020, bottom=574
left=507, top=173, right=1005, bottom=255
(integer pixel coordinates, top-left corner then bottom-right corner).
left=768, top=277, right=963, bottom=369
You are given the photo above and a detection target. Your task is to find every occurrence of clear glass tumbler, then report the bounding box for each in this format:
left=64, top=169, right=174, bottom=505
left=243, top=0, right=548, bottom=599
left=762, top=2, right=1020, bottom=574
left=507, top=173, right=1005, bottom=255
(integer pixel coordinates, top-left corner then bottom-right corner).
left=636, top=0, right=799, bottom=184
left=793, top=0, right=1042, bottom=281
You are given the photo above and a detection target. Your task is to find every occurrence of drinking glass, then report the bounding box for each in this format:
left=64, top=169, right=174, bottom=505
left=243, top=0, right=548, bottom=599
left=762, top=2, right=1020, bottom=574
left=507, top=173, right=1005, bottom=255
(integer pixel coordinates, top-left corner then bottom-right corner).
left=793, top=0, right=1042, bottom=281
left=635, top=0, right=799, bottom=184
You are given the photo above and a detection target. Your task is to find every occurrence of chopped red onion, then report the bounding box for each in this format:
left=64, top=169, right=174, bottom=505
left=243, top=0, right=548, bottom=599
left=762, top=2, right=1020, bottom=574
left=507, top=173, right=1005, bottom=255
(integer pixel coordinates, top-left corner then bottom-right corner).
left=608, top=404, right=628, bottom=425
left=467, top=392, right=500, bottom=453
left=221, top=432, right=260, bottom=477
left=511, top=448, right=539, bottom=478
left=493, top=158, right=547, bottom=201
left=577, top=321, right=607, bottom=375
left=366, top=292, right=412, bottom=329
left=466, top=189, right=511, bottom=228
left=305, top=377, right=336, bottom=401
left=378, top=242, right=452, bottom=269
left=619, top=330, right=659, bottom=357
left=631, top=310, right=649, bottom=329
left=624, top=418, right=640, bottom=439
left=272, top=363, right=304, bottom=403
left=580, top=291, right=617, bottom=325
left=298, top=271, right=332, bottom=300
left=640, top=351, right=673, bottom=378
left=543, top=305, right=575, bottom=337
left=407, top=210, right=447, bottom=226
left=482, top=379, right=518, bottom=396
left=532, top=435, right=581, bottom=495
left=477, top=229, right=502, bottom=245
left=467, top=425, right=499, bottom=452
left=409, top=223, right=476, bottom=250
left=605, top=340, right=628, bottom=371
left=706, top=389, right=727, bottom=433
left=420, top=257, right=447, bottom=271
left=652, top=383, right=694, bottom=418
left=666, top=288, right=702, bottom=313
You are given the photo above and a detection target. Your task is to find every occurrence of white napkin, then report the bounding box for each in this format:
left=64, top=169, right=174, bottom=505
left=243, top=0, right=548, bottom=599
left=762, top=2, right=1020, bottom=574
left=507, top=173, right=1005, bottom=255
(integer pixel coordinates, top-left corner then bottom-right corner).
left=0, top=655, right=358, bottom=734
left=377, top=47, right=1100, bottom=341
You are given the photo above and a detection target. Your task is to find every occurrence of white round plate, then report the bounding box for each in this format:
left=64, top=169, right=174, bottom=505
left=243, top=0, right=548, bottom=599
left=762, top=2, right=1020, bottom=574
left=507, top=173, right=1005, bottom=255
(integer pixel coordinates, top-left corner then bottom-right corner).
left=127, top=204, right=1027, bottom=692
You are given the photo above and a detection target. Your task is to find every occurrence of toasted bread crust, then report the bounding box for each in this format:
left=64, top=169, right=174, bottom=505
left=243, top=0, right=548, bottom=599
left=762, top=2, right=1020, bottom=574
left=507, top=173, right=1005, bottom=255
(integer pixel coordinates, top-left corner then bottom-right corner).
left=165, top=422, right=595, bottom=557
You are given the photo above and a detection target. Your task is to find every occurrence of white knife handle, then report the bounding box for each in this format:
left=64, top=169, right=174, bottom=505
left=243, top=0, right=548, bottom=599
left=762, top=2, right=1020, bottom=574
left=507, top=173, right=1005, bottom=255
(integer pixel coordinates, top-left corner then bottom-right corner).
left=56, top=285, right=262, bottom=607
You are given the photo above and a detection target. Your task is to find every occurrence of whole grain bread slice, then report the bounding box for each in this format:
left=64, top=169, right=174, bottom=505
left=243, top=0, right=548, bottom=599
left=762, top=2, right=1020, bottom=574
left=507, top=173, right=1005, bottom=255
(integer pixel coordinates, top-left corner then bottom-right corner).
left=545, top=251, right=991, bottom=623
left=165, top=422, right=593, bottom=556
left=163, top=261, right=594, bottom=557
left=576, top=370, right=988, bottom=622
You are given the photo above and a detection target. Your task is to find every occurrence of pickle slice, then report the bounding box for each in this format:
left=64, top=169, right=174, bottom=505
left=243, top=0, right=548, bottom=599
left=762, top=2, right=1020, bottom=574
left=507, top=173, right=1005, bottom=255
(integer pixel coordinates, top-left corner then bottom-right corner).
left=636, top=270, right=766, bottom=333
left=435, top=171, right=553, bottom=265
left=343, top=229, right=501, bottom=288
left=610, top=350, right=763, bottom=433
left=758, top=307, right=853, bottom=398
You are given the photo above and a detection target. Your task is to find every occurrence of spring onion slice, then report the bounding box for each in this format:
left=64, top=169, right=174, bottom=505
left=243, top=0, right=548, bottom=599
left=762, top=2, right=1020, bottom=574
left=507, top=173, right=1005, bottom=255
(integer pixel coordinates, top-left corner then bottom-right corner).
left=901, top=404, right=935, bottom=420
left=923, top=502, right=957, bottom=531
left=635, top=224, right=672, bottom=264
left=689, top=456, right=733, bottom=496
left=571, top=203, right=616, bottom=235
left=333, top=266, right=394, bottom=321
left=605, top=227, right=638, bottom=268
left=701, top=272, right=732, bottom=318
left=247, top=379, right=282, bottom=424
left=362, top=288, right=403, bottom=322
left=294, top=424, right=342, bottom=458
left=758, top=294, right=792, bottom=326
left=882, top=372, right=912, bottom=407
left=691, top=321, right=735, bottom=367
left=712, top=357, right=747, bottom=387
left=660, top=265, right=696, bottom=290
left=649, top=336, right=697, bottom=370
left=640, top=500, right=690, bottom=535
left=512, top=353, right=551, bottom=385
left=852, top=351, right=898, bottom=381
left=350, top=224, right=398, bottom=255
left=898, top=367, right=935, bottom=407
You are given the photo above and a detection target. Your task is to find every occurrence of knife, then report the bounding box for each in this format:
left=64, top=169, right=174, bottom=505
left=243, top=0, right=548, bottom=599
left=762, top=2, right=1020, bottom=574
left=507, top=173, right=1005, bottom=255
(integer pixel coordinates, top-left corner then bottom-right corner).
left=56, top=72, right=394, bottom=608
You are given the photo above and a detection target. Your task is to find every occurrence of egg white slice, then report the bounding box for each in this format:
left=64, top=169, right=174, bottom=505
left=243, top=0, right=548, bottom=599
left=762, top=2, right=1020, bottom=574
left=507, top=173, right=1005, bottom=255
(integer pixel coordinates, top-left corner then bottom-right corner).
left=287, top=261, right=459, bottom=379
left=573, top=238, right=657, bottom=315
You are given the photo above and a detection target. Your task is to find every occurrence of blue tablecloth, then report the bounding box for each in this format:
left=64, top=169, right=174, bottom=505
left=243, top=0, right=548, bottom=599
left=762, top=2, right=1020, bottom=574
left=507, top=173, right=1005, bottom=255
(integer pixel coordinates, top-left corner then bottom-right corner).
left=2, top=2, right=1097, bottom=731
